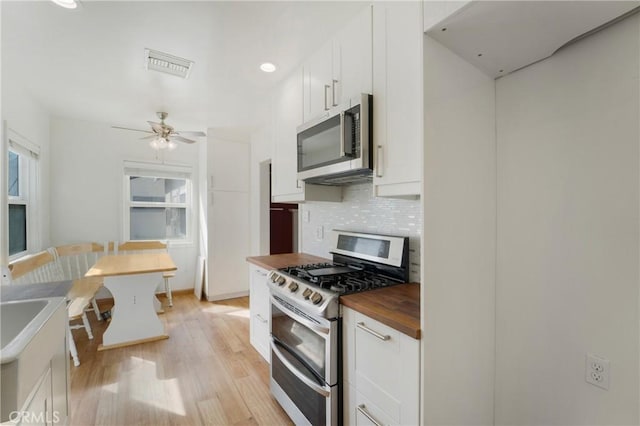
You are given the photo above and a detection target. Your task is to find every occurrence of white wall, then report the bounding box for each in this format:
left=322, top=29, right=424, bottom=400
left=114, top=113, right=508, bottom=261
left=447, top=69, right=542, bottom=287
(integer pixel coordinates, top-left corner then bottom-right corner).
left=422, top=35, right=496, bottom=425
left=495, top=13, right=639, bottom=425
left=49, top=117, right=200, bottom=291
left=2, top=83, right=51, bottom=251
left=300, top=183, right=422, bottom=283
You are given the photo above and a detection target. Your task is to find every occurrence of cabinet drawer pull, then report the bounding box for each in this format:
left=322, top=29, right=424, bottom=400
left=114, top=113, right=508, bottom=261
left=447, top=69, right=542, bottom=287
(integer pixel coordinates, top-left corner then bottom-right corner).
left=256, top=314, right=268, bottom=324
left=324, top=84, right=331, bottom=111
left=357, top=322, right=390, bottom=341
left=357, top=404, right=384, bottom=426
left=375, top=145, right=384, bottom=178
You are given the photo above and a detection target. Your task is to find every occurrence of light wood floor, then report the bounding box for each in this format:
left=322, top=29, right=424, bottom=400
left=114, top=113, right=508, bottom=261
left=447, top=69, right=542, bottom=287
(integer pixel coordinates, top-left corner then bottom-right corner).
left=69, top=293, right=293, bottom=426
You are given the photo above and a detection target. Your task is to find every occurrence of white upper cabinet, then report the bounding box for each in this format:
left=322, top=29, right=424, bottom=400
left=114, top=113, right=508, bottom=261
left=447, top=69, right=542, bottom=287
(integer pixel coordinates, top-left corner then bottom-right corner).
left=272, top=68, right=305, bottom=201
left=303, top=5, right=373, bottom=123
left=271, top=68, right=342, bottom=203
left=303, top=40, right=334, bottom=122
left=372, top=1, right=423, bottom=198
left=333, top=5, right=373, bottom=107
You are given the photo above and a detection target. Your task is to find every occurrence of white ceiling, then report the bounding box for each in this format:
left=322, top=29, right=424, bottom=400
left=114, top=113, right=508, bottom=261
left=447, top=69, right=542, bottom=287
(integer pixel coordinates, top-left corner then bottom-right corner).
left=2, top=0, right=367, bottom=135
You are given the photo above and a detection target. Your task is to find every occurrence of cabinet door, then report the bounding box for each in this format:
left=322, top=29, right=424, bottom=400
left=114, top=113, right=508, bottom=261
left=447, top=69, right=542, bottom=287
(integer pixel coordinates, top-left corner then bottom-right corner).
left=249, top=265, right=270, bottom=362
left=272, top=68, right=305, bottom=200
left=303, top=40, right=334, bottom=122
left=333, top=5, right=373, bottom=106
left=20, top=367, right=53, bottom=426
left=372, top=1, right=423, bottom=197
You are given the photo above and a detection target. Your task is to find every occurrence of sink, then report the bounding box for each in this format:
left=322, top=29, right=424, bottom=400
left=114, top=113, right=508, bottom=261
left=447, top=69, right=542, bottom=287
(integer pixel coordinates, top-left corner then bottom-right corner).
left=0, top=297, right=67, bottom=422
left=2, top=299, right=49, bottom=356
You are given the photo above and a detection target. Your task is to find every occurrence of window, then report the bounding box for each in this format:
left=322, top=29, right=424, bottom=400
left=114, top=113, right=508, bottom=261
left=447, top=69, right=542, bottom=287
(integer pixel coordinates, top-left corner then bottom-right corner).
left=7, top=134, right=39, bottom=258
left=123, top=161, right=192, bottom=242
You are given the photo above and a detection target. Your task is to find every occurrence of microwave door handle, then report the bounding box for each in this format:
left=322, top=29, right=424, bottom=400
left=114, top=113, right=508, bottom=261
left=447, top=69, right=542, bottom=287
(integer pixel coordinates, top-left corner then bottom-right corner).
left=340, top=111, right=354, bottom=158
left=339, top=111, right=346, bottom=158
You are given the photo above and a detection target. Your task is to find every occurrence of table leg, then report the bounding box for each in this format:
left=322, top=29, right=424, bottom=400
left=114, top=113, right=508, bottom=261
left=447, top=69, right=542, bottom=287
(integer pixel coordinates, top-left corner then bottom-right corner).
left=98, top=272, right=169, bottom=350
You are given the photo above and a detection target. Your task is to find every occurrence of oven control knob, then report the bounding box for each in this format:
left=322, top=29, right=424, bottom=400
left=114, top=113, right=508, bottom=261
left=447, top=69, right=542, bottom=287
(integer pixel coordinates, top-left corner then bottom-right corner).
left=302, top=288, right=313, bottom=299
left=276, top=276, right=286, bottom=286
left=288, top=282, right=299, bottom=292
left=270, top=273, right=278, bottom=283
left=310, top=292, right=323, bottom=305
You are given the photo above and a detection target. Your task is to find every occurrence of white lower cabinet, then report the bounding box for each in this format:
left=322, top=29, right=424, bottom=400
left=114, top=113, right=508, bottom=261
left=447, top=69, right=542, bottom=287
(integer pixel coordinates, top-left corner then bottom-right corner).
left=343, top=306, right=420, bottom=425
left=249, top=265, right=270, bottom=362
left=19, top=367, right=53, bottom=426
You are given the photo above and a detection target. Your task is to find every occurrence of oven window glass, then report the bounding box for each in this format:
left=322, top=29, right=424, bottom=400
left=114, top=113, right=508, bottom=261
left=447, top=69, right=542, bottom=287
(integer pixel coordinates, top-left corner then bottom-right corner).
left=298, top=114, right=346, bottom=171
left=272, top=347, right=327, bottom=426
left=271, top=304, right=326, bottom=379
left=337, top=235, right=391, bottom=258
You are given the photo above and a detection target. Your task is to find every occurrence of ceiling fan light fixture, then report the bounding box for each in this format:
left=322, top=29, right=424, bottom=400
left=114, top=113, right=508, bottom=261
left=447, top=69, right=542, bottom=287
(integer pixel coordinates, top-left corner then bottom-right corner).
left=51, top=0, right=78, bottom=9
left=149, top=138, right=162, bottom=150
left=167, top=140, right=177, bottom=151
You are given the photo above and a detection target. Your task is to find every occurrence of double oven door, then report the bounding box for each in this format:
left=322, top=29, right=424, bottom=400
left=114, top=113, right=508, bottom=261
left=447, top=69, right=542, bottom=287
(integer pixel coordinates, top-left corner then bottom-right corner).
left=270, top=294, right=340, bottom=426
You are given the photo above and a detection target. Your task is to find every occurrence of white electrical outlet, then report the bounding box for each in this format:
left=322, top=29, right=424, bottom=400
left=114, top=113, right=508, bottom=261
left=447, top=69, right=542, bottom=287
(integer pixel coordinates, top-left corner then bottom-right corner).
left=316, top=225, right=324, bottom=240
left=585, top=353, right=610, bottom=390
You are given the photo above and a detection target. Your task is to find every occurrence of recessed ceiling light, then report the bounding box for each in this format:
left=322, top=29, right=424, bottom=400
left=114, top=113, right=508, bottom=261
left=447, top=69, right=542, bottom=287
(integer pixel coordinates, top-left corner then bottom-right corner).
left=260, top=63, right=277, bottom=73
left=51, top=0, right=78, bottom=9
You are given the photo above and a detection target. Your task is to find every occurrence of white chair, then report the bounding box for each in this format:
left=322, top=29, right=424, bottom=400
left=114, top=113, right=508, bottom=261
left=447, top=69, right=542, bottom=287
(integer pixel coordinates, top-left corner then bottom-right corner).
left=54, top=242, right=106, bottom=321
left=116, top=240, right=174, bottom=307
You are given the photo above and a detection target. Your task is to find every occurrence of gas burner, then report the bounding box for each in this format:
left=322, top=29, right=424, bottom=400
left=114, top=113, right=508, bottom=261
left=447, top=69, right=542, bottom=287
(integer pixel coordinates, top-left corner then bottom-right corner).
left=279, top=263, right=401, bottom=296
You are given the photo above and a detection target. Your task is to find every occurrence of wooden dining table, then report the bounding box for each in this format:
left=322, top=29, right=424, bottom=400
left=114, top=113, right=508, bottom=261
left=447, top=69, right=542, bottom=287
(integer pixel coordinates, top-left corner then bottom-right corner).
left=85, top=252, right=177, bottom=351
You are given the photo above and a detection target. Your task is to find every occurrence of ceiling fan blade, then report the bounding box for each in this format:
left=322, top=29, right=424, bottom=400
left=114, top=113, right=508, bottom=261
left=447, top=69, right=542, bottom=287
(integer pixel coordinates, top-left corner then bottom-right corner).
left=140, top=134, right=157, bottom=140
left=147, top=121, right=164, bottom=133
left=171, top=135, right=196, bottom=144
left=112, top=126, right=154, bottom=134
left=175, top=130, right=206, bottom=137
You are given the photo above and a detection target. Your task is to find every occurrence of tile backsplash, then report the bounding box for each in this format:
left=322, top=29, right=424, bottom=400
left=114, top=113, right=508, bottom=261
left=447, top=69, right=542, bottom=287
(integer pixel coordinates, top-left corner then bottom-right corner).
left=299, top=183, right=422, bottom=282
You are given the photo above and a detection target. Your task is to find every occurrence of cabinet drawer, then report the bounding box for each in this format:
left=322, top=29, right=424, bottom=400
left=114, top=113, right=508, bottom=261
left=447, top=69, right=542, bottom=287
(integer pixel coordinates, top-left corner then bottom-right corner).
left=343, top=309, right=420, bottom=424
left=345, top=383, right=395, bottom=426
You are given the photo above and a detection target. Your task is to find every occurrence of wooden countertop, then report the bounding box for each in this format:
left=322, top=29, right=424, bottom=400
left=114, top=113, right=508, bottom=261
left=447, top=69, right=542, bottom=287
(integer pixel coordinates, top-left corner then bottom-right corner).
left=246, top=253, right=330, bottom=270
left=86, top=253, right=177, bottom=278
left=340, top=283, right=421, bottom=339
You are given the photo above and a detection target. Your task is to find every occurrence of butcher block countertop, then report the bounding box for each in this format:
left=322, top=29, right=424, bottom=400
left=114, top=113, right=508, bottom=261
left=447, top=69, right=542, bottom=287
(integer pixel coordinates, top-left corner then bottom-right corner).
left=340, top=283, right=421, bottom=340
left=246, top=253, right=330, bottom=270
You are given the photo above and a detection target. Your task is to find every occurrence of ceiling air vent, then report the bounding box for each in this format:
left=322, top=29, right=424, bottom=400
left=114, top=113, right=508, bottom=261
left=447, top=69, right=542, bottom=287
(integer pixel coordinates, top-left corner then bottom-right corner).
left=144, top=48, right=194, bottom=79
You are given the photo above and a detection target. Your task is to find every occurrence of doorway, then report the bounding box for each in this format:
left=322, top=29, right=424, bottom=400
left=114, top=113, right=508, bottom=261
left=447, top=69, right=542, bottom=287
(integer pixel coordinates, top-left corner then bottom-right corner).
left=268, top=164, right=297, bottom=254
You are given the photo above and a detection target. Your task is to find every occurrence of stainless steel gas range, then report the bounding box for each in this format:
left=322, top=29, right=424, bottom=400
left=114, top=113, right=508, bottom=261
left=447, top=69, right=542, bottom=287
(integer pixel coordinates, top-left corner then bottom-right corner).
left=267, top=230, right=410, bottom=426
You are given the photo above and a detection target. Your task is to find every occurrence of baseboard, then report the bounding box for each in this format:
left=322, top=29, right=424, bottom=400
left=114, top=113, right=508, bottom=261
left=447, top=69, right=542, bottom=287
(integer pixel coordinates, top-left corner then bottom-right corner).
left=206, top=291, right=249, bottom=302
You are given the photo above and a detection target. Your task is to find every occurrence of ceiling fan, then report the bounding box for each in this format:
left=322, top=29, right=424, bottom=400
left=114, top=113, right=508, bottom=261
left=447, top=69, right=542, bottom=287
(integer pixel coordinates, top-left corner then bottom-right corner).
left=112, top=112, right=206, bottom=150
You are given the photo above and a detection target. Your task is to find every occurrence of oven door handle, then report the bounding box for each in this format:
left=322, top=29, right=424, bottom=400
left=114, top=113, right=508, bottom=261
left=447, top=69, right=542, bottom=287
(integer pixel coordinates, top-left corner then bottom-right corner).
left=271, top=340, right=331, bottom=398
left=270, top=295, right=330, bottom=336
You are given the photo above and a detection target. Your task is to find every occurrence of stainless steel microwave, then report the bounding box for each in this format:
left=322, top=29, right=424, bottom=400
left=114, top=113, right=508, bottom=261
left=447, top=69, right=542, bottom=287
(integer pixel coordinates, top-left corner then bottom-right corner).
left=296, top=93, right=372, bottom=185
